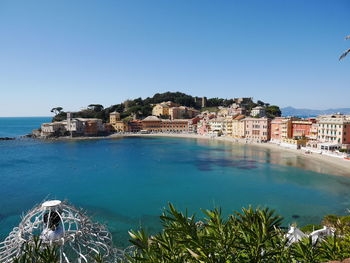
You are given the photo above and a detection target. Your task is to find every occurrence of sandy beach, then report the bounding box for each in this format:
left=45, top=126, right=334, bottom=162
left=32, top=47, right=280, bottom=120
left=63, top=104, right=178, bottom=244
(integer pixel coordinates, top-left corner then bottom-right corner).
left=52, top=133, right=350, bottom=177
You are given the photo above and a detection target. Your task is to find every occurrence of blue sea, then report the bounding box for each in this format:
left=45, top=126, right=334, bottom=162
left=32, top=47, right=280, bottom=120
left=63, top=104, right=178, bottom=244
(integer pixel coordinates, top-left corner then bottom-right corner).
left=1, top=117, right=350, bottom=247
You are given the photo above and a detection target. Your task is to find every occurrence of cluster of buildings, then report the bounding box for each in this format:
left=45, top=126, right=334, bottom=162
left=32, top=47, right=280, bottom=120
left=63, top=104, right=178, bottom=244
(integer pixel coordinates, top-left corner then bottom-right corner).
left=38, top=113, right=108, bottom=137
left=151, top=101, right=200, bottom=119
left=197, top=113, right=350, bottom=151
left=109, top=112, right=191, bottom=133
left=38, top=98, right=350, bottom=153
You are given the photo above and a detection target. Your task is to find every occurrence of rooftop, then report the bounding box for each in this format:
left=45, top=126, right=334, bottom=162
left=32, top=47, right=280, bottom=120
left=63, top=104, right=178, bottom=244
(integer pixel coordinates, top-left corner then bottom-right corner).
left=143, top=116, right=161, bottom=121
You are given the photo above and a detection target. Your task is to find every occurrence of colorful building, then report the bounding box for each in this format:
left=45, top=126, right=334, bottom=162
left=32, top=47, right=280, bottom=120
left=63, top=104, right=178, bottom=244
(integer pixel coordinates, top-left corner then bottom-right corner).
left=161, top=119, right=189, bottom=133
left=224, top=117, right=233, bottom=135
left=208, top=118, right=227, bottom=136
left=291, top=119, right=316, bottom=138
left=231, top=115, right=245, bottom=138
left=42, top=117, right=105, bottom=137
left=270, top=117, right=293, bottom=142
left=128, top=120, right=143, bottom=133
left=280, top=138, right=308, bottom=150
left=245, top=117, right=271, bottom=142
left=109, top=111, right=121, bottom=123
left=112, top=121, right=128, bottom=132
left=250, top=106, right=266, bottom=117
left=228, top=104, right=246, bottom=116
left=317, top=115, right=350, bottom=145
left=84, top=119, right=104, bottom=136
left=41, top=122, right=66, bottom=137
left=152, top=101, right=179, bottom=117
left=168, top=106, right=200, bottom=119
left=142, top=116, right=162, bottom=132
left=188, top=117, right=201, bottom=133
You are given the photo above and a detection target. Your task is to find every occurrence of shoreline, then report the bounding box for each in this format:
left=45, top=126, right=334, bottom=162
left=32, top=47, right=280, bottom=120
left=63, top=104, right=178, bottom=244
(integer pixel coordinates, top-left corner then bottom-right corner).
left=43, top=133, right=350, bottom=177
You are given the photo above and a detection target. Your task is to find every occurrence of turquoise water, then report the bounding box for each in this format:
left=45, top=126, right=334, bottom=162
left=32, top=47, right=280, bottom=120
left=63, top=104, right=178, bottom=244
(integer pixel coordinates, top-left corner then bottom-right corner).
left=1, top=118, right=350, bottom=247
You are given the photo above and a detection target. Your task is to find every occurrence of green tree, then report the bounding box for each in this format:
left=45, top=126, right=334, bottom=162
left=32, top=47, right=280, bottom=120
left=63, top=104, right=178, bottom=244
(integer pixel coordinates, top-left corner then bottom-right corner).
left=88, top=104, right=104, bottom=112
left=50, top=107, right=63, bottom=115
left=266, top=105, right=282, bottom=117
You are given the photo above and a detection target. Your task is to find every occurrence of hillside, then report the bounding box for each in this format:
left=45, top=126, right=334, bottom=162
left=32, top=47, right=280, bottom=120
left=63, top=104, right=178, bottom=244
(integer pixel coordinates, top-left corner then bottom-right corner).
left=52, top=92, right=281, bottom=122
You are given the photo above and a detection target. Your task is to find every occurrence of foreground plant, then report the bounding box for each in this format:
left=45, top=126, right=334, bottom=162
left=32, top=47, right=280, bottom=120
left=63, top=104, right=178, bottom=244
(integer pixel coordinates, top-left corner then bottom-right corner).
left=12, top=236, right=59, bottom=263
left=127, top=204, right=350, bottom=263
left=11, top=236, right=107, bottom=263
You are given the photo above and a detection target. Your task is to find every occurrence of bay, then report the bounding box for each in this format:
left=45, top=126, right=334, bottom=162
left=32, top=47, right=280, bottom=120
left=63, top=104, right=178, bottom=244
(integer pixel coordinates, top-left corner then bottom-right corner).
left=1, top=117, right=350, bottom=247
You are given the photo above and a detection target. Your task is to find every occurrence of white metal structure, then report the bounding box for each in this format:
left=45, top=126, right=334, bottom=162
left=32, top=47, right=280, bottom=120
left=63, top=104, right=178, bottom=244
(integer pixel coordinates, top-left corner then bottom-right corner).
left=285, top=225, right=335, bottom=246
left=0, top=200, right=120, bottom=263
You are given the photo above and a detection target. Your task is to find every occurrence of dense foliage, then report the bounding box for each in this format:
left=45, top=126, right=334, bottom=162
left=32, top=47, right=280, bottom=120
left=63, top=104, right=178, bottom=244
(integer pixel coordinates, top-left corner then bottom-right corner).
left=6, top=205, right=350, bottom=263
left=52, top=92, right=281, bottom=122
left=11, top=236, right=107, bottom=263
left=127, top=204, right=350, bottom=263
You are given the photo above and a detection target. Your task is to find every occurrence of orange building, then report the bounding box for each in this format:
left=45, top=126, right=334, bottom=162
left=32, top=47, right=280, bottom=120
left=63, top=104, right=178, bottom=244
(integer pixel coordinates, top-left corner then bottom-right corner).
left=291, top=119, right=316, bottom=138
left=128, top=120, right=143, bottom=133
left=161, top=119, right=189, bottom=133
left=142, top=116, right=162, bottom=132
left=84, top=121, right=99, bottom=136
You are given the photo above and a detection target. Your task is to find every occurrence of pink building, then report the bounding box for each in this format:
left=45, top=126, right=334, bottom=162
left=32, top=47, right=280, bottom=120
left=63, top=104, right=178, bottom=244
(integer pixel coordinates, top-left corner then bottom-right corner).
left=197, top=119, right=210, bottom=135
left=270, top=117, right=293, bottom=142
left=270, top=118, right=283, bottom=142
left=188, top=117, right=201, bottom=133
left=245, top=117, right=271, bottom=142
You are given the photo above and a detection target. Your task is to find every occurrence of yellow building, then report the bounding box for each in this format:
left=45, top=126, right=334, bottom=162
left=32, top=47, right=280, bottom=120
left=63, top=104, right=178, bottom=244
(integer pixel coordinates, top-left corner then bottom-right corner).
left=152, top=103, right=170, bottom=116
left=280, top=138, right=307, bottom=149
left=109, top=112, right=126, bottom=132
left=231, top=115, right=245, bottom=138
left=218, top=107, right=229, bottom=117
left=112, top=121, right=128, bottom=132
left=224, top=117, right=233, bottom=135
left=109, top=112, right=121, bottom=124
left=152, top=101, right=179, bottom=117
left=168, top=106, right=200, bottom=119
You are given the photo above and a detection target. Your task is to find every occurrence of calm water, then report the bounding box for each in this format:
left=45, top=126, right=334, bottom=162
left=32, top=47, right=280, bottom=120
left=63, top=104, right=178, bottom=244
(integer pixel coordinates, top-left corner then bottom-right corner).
left=0, top=117, right=51, bottom=137
left=1, top=117, right=350, bottom=247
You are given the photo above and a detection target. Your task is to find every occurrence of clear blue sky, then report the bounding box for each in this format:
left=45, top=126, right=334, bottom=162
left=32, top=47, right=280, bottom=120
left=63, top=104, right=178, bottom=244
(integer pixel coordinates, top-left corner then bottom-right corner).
left=0, top=0, right=349, bottom=117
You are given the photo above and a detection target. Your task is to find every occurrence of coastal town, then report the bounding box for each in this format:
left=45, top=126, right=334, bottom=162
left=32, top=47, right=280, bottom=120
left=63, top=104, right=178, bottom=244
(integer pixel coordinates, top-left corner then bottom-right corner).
left=35, top=97, right=350, bottom=159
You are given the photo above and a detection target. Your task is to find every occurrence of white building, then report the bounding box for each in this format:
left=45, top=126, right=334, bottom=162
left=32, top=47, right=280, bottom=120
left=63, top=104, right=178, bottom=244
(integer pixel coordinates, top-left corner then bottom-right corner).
left=208, top=118, right=230, bottom=136
left=41, top=122, right=66, bottom=137
left=250, top=106, right=266, bottom=117
left=317, top=114, right=350, bottom=145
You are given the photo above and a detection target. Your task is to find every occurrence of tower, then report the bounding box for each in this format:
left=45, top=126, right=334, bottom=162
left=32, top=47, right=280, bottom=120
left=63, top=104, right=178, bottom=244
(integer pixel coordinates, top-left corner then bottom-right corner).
left=67, top=112, right=72, bottom=137
left=202, top=97, right=207, bottom=108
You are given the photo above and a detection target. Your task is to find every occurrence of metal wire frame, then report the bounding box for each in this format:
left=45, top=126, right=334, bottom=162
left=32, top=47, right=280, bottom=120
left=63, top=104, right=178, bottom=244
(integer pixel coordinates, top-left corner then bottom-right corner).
left=0, top=200, right=128, bottom=263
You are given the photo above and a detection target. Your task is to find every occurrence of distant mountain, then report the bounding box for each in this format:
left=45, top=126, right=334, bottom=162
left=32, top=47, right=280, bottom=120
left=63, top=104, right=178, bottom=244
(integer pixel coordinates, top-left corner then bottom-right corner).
left=282, top=107, right=350, bottom=117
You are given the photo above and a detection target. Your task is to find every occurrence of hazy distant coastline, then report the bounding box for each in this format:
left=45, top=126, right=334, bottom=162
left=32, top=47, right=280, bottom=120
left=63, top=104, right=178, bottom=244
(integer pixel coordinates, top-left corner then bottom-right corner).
left=282, top=106, right=350, bottom=117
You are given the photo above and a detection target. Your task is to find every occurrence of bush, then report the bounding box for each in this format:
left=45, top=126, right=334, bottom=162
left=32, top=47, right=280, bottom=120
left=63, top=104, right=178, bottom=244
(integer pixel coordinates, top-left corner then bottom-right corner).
left=127, top=204, right=350, bottom=263
left=300, top=224, right=323, bottom=234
